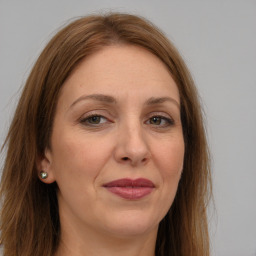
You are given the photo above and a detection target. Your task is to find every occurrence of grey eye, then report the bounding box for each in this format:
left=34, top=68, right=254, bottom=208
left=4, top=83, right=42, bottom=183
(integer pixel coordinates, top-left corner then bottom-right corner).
left=80, top=115, right=108, bottom=125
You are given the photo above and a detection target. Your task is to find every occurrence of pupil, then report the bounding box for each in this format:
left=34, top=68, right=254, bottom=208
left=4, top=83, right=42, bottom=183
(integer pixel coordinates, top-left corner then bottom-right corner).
left=91, top=116, right=100, bottom=123
left=151, top=117, right=161, bottom=125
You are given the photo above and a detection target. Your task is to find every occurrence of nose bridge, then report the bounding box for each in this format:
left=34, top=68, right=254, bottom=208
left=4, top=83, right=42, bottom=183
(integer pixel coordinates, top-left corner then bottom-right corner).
left=126, top=120, right=147, bottom=151
left=115, top=115, right=150, bottom=166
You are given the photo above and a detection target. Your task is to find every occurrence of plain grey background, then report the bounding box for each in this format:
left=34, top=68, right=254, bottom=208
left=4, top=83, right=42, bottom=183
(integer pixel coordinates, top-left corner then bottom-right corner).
left=0, top=0, right=255, bottom=255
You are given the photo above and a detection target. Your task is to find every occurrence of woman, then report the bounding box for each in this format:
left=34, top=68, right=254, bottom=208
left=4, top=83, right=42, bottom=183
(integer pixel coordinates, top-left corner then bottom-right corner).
left=0, top=13, right=212, bottom=256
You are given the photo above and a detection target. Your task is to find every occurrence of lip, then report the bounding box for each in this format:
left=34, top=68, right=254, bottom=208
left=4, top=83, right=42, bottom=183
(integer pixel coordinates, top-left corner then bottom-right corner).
left=103, top=178, right=155, bottom=200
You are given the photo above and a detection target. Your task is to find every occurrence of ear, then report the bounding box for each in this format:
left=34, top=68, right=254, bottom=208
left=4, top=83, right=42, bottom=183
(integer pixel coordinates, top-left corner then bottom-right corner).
left=37, top=148, right=56, bottom=184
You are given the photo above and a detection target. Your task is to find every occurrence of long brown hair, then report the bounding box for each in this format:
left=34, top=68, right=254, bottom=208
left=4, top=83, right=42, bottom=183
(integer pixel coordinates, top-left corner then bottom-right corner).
left=0, top=13, right=212, bottom=256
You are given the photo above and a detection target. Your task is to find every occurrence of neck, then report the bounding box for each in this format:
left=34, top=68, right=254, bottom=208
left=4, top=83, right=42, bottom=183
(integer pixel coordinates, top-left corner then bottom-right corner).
left=55, top=224, right=157, bottom=256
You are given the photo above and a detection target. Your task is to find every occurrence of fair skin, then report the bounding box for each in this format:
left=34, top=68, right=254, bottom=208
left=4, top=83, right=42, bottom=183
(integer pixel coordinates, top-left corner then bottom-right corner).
left=40, top=45, right=184, bottom=256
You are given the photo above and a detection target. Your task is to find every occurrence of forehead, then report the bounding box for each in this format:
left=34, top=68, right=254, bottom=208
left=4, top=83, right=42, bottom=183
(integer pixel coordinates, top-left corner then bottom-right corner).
left=58, top=45, right=180, bottom=108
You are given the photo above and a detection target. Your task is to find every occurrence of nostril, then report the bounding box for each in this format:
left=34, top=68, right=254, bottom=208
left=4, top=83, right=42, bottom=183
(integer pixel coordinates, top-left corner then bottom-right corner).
left=122, top=157, right=129, bottom=161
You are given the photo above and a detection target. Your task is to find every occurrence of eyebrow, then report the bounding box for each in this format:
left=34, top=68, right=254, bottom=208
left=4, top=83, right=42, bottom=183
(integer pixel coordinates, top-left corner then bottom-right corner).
left=69, top=93, right=180, bottom=109
left=145, top=97, right=180, bottom=108
left=69, top=94, right=117, bottom=109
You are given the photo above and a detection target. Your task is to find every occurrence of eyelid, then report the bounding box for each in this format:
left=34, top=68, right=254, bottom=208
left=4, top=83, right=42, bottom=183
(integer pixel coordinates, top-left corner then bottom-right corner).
left=79, top=109, right=112, bottom=119
left=146, top=111, right=174, bottom=121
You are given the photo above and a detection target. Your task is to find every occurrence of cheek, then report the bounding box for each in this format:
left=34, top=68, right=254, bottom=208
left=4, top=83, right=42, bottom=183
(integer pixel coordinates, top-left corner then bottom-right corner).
left=147, top=136, right=184, bottom=222
left=156, top=137, right=185, bottom=177
left=153, top=136, right=184, bottom=201
left=50, top=130, right=113, bottom=183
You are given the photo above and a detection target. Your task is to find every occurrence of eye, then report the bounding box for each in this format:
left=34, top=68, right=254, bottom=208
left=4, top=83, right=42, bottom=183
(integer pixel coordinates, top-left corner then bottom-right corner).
left=80, top=115, right=108, bottom=126
left=146, top=116, right=174, bottom=127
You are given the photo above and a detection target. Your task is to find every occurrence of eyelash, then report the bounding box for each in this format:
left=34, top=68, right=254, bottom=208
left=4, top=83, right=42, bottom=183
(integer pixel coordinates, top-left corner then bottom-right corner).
left=80, top=113, right=174, bottom=128
left=80, top=114, right=108, bottom=126
left=145, top=115, right=174, bottom=127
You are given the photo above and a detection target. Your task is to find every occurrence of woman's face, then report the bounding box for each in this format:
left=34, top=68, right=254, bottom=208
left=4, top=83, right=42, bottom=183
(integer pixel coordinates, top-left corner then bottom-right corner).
left=41, top=45, right=184, bottom=238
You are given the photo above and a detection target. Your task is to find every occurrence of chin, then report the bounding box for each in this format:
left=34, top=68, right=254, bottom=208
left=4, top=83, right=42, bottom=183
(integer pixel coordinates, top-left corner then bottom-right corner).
left=101, top=210, right=160, bottom=238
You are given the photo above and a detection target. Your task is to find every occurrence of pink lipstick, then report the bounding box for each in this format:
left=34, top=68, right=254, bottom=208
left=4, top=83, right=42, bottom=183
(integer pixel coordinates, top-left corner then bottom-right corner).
left=103, top=178, right=155, bottom=200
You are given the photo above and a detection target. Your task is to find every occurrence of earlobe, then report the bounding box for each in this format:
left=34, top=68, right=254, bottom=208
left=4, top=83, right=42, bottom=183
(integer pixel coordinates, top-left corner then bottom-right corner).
left=37, top=149, right=56, bottom=184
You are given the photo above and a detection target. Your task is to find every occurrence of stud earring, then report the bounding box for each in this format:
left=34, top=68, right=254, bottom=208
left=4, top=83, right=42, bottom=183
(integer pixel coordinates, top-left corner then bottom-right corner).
left=40, top=171, right=48, bottom=179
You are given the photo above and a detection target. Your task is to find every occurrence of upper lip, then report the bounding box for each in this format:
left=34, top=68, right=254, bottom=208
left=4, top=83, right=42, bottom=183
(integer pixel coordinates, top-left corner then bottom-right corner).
left=103, top=178, right=155, bottom=188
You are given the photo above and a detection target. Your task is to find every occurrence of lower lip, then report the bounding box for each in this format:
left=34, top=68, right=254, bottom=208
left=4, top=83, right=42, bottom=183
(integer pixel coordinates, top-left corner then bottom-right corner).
left=105, top=187, right=154, bottom=200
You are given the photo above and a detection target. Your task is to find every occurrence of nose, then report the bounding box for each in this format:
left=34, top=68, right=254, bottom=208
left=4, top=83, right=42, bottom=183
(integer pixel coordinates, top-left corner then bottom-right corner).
left=113, top=122, right=150, bottom=167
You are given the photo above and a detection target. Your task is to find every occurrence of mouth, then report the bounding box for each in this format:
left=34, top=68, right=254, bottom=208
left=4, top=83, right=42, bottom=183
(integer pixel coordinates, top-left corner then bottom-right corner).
left=103, top=178, right=155, bottom=200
